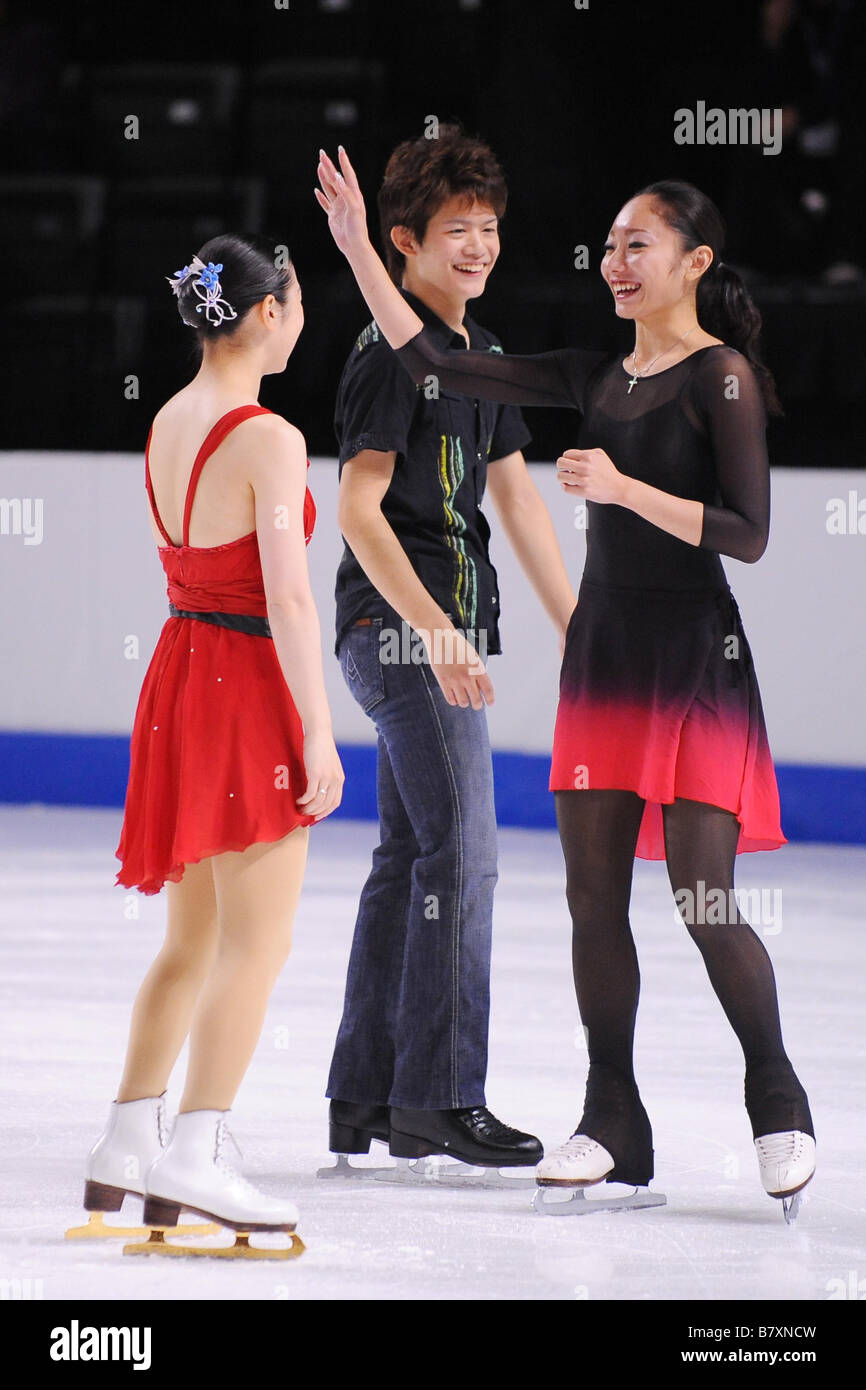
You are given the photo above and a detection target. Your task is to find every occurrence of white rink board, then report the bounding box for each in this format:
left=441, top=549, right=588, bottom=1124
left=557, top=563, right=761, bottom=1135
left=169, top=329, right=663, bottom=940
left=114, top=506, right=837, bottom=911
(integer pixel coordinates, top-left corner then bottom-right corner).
left=0, top=453, right=863, bottom=766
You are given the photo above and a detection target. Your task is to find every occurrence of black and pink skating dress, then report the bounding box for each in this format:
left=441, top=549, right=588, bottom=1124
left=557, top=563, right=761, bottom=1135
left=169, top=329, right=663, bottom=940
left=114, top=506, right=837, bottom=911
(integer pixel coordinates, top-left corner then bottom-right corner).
left=393, top=334, right=786, bottom=859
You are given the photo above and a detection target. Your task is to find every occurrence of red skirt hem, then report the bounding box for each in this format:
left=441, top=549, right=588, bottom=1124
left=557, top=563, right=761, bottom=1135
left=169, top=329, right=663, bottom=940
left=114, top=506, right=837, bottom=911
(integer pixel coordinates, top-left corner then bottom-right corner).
left=549, top=581, right=787, bottom=860
left=546, top=777, right=787, bottom=861
left=115, top=814, right=316, bottom=897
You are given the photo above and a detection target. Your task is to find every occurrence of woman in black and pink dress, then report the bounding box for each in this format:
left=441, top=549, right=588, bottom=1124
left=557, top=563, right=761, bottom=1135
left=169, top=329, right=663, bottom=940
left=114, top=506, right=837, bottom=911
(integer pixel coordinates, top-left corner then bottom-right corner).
left=315, top=148, right=815, bottom=1216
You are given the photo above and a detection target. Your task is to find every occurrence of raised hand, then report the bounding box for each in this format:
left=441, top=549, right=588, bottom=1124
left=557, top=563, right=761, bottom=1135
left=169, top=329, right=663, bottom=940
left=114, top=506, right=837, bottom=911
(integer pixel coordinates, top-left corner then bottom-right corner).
left=313, top=146, right=427, bottom=349
left=315, top=146, right=370, bottom=257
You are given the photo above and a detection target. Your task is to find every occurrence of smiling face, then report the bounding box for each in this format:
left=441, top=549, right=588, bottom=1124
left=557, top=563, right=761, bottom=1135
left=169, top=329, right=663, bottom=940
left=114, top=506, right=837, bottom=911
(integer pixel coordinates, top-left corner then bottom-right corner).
left=394, top=195, right=500, bottom=303
left=601, top=194, right=711, bottom=319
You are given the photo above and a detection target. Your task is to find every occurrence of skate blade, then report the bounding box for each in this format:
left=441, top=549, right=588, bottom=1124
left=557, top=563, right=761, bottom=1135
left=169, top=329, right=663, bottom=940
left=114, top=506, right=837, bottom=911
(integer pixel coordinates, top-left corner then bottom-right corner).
left=374, top=1156, right=536, bottom=1190
left=123, top=1229, right=305, bottom=1260
left=781, top=1189, right=808, bottom=1225
left=533, top=1184, right=667, bottom=1216
left=65, top=1211, right=220, bottom=1240
left=770, top=1171, right=813, bottom=1225
left=316, top=1153, right=396, bottom=1181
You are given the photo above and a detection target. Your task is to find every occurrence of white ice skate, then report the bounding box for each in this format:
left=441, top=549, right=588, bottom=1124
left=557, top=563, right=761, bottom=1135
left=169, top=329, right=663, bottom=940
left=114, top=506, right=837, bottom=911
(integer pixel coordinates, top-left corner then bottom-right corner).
left=125, top=1109, right=304, bottom=1259
left=533, top=1133, right=667, bottom=1216
left=755, top=1130, right=816, bottom=1225
left=65, top=1094, right=216, bottom=1240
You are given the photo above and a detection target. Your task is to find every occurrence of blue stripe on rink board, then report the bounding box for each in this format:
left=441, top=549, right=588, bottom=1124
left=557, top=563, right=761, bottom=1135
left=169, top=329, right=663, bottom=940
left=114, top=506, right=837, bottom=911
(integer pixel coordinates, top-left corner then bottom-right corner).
left=0, top=732, right=133, bottom=808
left=0, top=732, right=865, bottom=845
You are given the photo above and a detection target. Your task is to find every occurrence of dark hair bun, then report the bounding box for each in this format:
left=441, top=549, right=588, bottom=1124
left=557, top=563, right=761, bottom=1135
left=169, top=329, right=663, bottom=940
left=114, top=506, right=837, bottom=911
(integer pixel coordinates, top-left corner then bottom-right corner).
left=170, top=234, right=293, bottom=340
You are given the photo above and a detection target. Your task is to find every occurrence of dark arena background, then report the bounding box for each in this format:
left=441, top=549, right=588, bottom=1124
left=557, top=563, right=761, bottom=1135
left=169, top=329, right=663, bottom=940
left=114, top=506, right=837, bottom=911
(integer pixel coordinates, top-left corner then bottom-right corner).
left=2, top=0, right=864, bottom=460
left=0, top=0, right=864, bottom=1341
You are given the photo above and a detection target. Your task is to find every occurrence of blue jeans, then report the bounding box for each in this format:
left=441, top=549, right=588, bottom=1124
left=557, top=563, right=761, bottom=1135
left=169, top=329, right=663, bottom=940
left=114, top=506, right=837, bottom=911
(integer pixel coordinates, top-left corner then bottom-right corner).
left=327, top=613, right=498, bottom=1109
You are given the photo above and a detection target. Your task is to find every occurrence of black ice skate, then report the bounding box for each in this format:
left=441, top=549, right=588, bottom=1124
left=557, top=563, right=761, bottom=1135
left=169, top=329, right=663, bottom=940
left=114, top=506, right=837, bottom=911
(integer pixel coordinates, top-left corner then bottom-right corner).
left=368, top=1106, right=542, bottom=1190
left=316, top=1100, right=393, bottom=1181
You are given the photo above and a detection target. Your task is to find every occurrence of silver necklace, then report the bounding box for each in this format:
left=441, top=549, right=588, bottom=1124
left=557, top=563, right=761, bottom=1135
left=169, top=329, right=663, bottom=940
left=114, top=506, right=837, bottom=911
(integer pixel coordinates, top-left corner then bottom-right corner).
left=626, top=326, right=700, bottom=394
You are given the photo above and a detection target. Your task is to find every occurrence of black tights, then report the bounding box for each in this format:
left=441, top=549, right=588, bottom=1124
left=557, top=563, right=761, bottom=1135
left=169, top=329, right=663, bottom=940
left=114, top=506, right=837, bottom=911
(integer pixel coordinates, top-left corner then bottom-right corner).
left=554, top=791, right=811, bottom=1141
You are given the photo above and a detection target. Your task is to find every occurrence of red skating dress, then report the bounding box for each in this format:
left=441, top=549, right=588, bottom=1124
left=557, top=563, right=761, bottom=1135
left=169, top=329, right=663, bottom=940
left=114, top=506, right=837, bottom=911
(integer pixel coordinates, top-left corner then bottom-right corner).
left=115, top=404, right=318, bottom=895
left=393, top=333, right=787, bottom=860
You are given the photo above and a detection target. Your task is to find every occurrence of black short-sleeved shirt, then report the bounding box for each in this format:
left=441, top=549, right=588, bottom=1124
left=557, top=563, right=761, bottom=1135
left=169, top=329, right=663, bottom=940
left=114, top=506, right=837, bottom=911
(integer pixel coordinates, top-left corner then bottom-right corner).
left=333, top=289, right=532, bottom=656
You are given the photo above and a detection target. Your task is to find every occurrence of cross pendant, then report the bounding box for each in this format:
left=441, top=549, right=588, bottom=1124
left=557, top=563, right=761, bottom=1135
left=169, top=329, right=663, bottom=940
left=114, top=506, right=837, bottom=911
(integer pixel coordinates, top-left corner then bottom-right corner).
left=627, top=374, right=638, bottom=394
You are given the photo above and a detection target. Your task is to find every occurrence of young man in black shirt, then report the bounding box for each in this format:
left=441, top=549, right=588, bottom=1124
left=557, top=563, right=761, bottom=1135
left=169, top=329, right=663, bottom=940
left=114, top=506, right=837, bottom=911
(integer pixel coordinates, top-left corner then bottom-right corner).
left=326, top=127, right=576, bottom=1170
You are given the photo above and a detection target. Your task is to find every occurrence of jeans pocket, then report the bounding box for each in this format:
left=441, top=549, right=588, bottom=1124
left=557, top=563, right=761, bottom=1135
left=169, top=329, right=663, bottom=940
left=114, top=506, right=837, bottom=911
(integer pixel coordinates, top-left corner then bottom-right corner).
left=339, top=618, right=386, bottom=713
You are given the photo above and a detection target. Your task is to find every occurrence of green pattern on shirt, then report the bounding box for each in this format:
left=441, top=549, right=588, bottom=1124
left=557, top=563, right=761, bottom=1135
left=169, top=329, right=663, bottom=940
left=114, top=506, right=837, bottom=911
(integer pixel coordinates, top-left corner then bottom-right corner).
left=438, top=433, right=477, bottom=629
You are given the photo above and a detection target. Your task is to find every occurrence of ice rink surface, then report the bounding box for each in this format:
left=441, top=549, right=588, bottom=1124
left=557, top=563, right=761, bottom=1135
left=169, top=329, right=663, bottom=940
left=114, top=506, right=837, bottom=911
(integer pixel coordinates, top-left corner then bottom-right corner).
left=1, top=805, right=863, bottom=1302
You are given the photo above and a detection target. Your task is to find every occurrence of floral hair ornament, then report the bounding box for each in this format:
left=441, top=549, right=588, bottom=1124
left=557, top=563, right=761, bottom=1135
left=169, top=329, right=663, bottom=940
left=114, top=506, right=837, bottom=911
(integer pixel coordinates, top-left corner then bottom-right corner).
left=166, top=254, right=238, bottom=326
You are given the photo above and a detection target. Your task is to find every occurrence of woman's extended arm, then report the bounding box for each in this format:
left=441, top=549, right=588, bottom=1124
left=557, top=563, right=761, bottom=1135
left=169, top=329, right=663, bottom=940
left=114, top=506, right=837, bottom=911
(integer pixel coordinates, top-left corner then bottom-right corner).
left=315, top=146, right=600, bottom=410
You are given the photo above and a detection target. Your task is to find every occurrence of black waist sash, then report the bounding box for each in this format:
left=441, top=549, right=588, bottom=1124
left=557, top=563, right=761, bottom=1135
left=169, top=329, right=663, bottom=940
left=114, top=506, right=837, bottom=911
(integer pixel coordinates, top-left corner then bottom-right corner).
left=169, top=604, right=272, bottom=638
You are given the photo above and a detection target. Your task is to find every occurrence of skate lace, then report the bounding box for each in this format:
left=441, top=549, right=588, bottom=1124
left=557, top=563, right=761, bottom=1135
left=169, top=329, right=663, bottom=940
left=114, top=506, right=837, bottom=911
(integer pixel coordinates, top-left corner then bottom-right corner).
left=213, top=1118, right=263, bottom=1198
left=755, top=1131, right=805, bottom=1162
left=156, top=1097, right=168, bottom=1148
left=556, top=1133, right=603, bottom=1159
left=460, top=1107, right=517, bottom=1142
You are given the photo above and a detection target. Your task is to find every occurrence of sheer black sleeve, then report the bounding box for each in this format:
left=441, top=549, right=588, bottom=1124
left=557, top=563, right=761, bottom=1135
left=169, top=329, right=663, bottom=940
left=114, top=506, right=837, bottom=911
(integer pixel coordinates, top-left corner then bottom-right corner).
left=394, top=327, right=607, bottom=411
left=692, top=347, right=771, bottom=564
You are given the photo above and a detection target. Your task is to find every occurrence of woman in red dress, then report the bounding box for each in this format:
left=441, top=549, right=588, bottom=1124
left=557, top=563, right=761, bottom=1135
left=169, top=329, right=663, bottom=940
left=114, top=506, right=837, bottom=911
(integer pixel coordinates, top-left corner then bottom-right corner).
left=77, top=235, right=343, bottom=1251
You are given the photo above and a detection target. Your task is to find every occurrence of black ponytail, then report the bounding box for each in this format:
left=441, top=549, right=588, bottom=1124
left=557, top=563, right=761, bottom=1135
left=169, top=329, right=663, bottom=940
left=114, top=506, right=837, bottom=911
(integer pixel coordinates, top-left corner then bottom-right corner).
left=172, top=233, right=293, bottom=347
left=637, top=180, right=782, bottom=416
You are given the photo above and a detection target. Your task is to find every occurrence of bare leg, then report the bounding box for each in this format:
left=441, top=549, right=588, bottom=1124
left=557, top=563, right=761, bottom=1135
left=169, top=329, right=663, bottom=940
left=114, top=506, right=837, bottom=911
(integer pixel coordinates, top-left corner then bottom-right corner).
left=116, top=859, right=219, bottom=1102
left=179, top=827, right=309, bottom=1113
